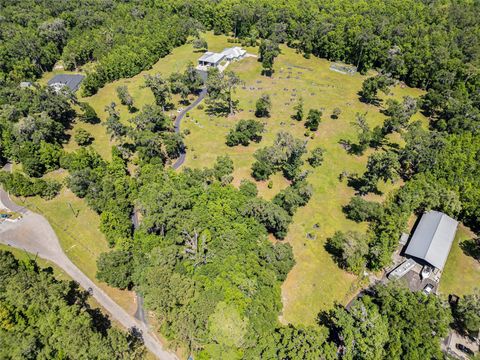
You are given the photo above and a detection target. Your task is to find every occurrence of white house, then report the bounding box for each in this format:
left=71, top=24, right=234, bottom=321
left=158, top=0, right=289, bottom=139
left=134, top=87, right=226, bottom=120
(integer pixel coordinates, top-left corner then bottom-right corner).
left=221, top=47, right=247, bottom=61
left=197, top=47, right=247, bottom=68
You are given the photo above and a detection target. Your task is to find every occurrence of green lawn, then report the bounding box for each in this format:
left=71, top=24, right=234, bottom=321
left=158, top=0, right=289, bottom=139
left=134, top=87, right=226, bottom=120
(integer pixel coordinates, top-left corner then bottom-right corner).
left=440, top=225, right=480, bottom=296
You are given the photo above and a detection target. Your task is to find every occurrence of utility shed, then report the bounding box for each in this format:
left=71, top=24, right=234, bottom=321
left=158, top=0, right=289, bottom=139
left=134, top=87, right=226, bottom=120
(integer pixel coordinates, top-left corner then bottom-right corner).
left=405, top=211, right=458, bottom=271
left=48, top=74, right=85, bottom=92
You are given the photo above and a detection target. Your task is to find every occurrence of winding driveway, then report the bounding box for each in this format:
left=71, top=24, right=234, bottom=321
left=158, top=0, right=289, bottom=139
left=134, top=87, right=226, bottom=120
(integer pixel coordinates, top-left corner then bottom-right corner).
left=0, top=182, right=177, bottom=360
left=172, top=87, right=207, bottom=170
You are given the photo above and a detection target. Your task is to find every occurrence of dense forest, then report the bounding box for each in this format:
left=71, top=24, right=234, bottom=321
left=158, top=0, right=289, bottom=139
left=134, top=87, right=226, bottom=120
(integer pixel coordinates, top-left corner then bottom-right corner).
left=0, top=251, right=144, bottom=359
left=1, top=0, right=480, bottom=358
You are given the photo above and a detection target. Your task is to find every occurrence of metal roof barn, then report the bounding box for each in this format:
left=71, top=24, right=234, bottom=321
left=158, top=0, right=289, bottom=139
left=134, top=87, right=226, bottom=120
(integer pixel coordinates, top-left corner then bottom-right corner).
left=198, top=52, right=225, bottom=66
left=405, top=211, right=458, bottom=271
left=47, top=74, right=85, bottom=92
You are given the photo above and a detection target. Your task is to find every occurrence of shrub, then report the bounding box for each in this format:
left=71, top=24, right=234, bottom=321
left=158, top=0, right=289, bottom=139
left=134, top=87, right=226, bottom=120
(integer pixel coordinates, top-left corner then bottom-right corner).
left=74, top=128, right=94, bottom=146
left=308, top=147, right=325, bottom=167
left=226, top=119, right=264, bottom=146
left=255, top=94, right=271, bottom=118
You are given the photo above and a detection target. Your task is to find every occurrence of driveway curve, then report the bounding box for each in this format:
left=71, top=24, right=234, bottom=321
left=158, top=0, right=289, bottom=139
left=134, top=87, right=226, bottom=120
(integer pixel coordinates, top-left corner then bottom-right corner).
left=0, top=187, right=177, bottom=360
left=172, top=88, right=207, bottom=170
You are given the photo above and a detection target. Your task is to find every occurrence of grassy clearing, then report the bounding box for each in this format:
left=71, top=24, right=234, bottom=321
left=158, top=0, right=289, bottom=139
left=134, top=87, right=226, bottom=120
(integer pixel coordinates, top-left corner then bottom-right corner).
left=181, top=37, right=426, bottom=325
left=440, top=226, right=480, bottom=296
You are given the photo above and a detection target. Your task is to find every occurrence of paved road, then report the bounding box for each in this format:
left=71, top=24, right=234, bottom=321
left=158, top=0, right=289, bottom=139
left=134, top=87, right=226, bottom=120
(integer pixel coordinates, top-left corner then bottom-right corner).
left=172, top=88, right=207, bottom=170
left=0, top=187, right=177, bottom=360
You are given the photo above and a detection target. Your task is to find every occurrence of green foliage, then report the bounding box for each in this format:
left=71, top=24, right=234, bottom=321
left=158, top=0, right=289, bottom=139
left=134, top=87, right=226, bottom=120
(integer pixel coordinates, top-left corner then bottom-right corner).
left=251, top=132, right=307, bottom=181
left=127, top=104, right=183, bottom=163
left=242, top=197, right=292, bottom=239
left=292, top=97, right=304, bottom=121
left=323, top=283, right=452, bottom=360
left=63, top=148, right=134, bottom=246
left=97, top=250, right=134, bottom=290
left=239, top=179, right=258, bottom=198
left=325, top=231, right=369, bottom=273
left=259, top=324, right=337, bottom=360
left=259, top=39, right=280, bottom=76
left=206, top=69, right=243, bottom=115
left=78, top=102, right=100, bottom=124
left=0, top=86, right=74, bottom=176
left=382, top=96, right=417, bottom=134
left=305, top=109, right=322, bottom=131
left=0, top=250, right=144, bottom=359
left=360, top=75, right=394, bottom=104
left=213, top=155, right=234, bottom=183
left=326, top=299, right=389, bottom=360
left=454, top=290, right=480, bottom=334
left=359, top=151, right=400, bottom=194
left=308, top=146, right=325, bottom=167
left=343, top=196, right=383, bottom=222
left=0, top=171, right=61, bottom=199
left=116, top=85, right=134, bottom=112
left=193, top=37, right=208, bottom=51
left=272, top=180, right=313, bottom=216
left=350, top=112, right=371, bottom=154
left=122, top=164, right=296, bottom=354
left=255, top=94, right=272, bottom=118
left=144, top=74, right=171, bottom=110
left=100, top=210, right=133, bottom=247
left=74, top=128, right=93, bottom=146
left=104, top=102, right=127, bottom=141
left=226, top=119, right=264, bottom=146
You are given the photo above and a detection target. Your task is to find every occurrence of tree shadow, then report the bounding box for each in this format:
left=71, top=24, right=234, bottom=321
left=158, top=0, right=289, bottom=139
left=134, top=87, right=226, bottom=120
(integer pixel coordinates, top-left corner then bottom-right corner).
left=338, top=139, right=365, bottom=156
left=261, top=69, right=274, bottom=77
left=357, top=91, right=381, bottom=106
left=459, top=238, right=480, bottom=262
left=64, top=280, right=112, bottom=336
left=346, top=174, right=382, bottom=195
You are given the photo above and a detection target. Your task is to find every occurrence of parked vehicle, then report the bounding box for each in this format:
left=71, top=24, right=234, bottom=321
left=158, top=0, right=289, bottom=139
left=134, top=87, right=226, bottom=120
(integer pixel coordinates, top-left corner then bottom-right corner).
left=455, top=343, right=474, bottom=355
left=422, top=283, right=434, bottom=295
left=421, top=265, right=434, bottom=279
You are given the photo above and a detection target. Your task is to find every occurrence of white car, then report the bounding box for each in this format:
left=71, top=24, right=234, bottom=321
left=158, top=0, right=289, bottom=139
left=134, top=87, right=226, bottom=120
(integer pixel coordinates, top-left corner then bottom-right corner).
left=422, top=283, right=434, bottom=295
left=421, top=265, right=434, bottom=279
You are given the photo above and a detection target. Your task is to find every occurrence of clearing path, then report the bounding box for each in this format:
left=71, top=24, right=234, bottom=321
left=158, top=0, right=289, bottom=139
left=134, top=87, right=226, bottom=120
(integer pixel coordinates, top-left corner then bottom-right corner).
left=0, top=185, right=177, bottom=360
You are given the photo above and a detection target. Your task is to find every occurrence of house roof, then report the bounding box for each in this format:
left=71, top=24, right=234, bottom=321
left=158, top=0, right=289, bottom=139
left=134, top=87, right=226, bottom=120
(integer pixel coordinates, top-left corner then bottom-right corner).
left=221, top=47, right=246, bottom=59
left=198, top=51, right=225, bottom=64
left=47, top=74, right=85, bottom=92
left=405, top=211, right=458, bottom=270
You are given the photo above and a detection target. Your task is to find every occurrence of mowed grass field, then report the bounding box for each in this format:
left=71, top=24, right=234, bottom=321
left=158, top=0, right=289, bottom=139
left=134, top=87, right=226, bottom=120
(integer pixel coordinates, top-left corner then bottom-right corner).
left=33, top=33, right=479, bottom=326
left=440, top=226, right=480, bottom=296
